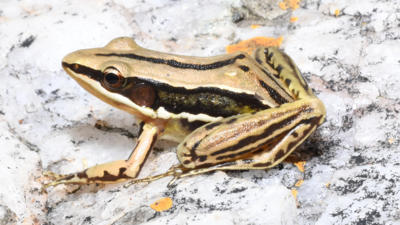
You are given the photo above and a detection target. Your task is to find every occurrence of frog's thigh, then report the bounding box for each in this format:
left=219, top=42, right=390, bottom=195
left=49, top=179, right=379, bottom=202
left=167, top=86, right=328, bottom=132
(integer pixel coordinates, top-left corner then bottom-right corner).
left=177, top=99, right=324, bottom=170
left=176, top=116, right=321, bottom=179
left=253, top=46, right=316, bottom=99
left=41, top=124, right=159, bottom=191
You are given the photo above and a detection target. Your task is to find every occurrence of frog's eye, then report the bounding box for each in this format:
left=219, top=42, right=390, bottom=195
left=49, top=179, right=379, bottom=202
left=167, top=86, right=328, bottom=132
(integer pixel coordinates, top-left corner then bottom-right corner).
left=131, top=84, right=155, bottom=107
left=102, top=67, right=125, bottom=90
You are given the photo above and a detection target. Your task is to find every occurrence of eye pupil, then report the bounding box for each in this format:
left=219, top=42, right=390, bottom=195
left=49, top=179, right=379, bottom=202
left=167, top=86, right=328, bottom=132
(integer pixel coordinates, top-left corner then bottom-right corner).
left=102, top=67, right=125, bottom=90
left=105, top=73, right=119, bottom=85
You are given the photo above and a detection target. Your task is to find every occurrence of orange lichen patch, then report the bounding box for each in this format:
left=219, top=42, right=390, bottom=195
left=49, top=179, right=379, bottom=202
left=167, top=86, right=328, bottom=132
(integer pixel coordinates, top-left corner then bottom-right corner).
left=389, top=138, right=394, bottom=144
left=278, top=2, right=287, bottom=10
left=290, top=17, right=298, bottom=23
left=291, top=189, right=298, bottom=198
left=295, top=180, right=304, bottom=187
left=19, top=119, right=23, bottom=124
left=335, top=9, right=340, bottom=17
left=285, top=0, right=300, bottom=11
left=280, top=0, right=300, bottom=11
left=251, top=25, right=262, bottom=29
left=226, top=36, right=283, bottom=55
left=150, top=197, right=173, bottom=212
left=294, top=161, right=306, bottom=172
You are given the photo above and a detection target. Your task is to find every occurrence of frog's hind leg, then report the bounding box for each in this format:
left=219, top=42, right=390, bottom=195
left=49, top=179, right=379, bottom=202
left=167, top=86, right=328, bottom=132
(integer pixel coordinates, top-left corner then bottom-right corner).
left=126, top=113, right=322, bottom=188
left=41, top=123, right=159, bottom=193
left=126, top=95, right=325, bottom=188
left=252, top=47, right=316, bottom=100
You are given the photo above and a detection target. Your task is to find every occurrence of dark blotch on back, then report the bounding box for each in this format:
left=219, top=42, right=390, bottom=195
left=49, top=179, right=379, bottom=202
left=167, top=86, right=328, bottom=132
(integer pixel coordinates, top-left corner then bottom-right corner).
left=276, top=65, right=283, bottom=74
left=267, top=52, right=274, bottom=61
left=205, top=122, right=222, bottom=130
left=192, top=140, right=201, bottom=151
left=239, top=65, right=250, bottom=72
left=259, top=80, right=289, bottom=105
left=226, top=118, right=237, bottom=124
left=274, top=149, right=286, bottom=161
left=285, top=78, right=292, bottom=86
left=199, top=155, right=207, bottom=162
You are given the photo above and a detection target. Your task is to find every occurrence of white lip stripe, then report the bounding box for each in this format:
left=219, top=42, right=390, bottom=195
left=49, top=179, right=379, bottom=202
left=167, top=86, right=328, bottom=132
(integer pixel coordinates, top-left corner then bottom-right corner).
left=156, top=107, right=222, bottom=123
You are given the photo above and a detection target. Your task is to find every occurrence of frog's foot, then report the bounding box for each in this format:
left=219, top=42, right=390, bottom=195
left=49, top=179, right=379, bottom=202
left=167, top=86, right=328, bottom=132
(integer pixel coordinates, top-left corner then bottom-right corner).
left=40, top=171, right=77, bottom=193
left=124, top=163, right=223, bottom=188
left=124, top=164, right=199, bottom=188
left=43, top=171, right=70, bottom=180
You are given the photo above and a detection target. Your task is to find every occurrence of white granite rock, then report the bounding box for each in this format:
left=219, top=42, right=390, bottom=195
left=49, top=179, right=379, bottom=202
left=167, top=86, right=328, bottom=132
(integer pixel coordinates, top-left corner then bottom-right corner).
left=1, top=0, right=400, bottom=224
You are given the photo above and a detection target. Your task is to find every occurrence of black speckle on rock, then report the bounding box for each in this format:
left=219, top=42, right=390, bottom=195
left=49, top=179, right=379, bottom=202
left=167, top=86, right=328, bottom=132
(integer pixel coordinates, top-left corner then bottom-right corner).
left=232, top=11, right=244, bottom=23
left=83, top=216, right=92, bottom=224
left=214, top=186, right=227, bottom=194
left=169, top=37, right=178, bottom=42
left=51, top=89, right=60, bottom=95
left=229, top=187, right=247, bottom=194
left=366, top=103, right=377, bottom=112
left=350, top=155, right=365, bottom=165
left=334, top=178, right=365, bottom=195
left=20, top=36, right=36, bottom=48
left=340, top=115, right=354, bottom=132
left=35, top=89, right=46, bottom=97
left=356, top=209, right=381, bottom=224
left=331, top=209, right=348, bottom=220
left=357, top=76, right=370, bottom=82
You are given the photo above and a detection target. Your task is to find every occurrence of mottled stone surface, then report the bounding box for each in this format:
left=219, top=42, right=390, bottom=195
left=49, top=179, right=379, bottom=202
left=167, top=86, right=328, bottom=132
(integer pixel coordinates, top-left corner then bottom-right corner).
left=1, top=0, right=399, bottom=224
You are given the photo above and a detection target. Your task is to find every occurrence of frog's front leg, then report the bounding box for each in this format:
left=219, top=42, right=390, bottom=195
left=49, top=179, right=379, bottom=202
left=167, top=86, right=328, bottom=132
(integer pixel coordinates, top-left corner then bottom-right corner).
left=41, top=123, right=159, bottom=193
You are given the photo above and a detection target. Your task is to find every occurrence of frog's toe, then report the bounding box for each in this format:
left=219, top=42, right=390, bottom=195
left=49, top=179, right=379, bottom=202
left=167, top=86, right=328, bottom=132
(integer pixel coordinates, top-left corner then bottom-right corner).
left=41, top=172, right=76, bottom=193
left=124, top=164, right=187, bottom=188
left=43, top=171, right=70, bottom=180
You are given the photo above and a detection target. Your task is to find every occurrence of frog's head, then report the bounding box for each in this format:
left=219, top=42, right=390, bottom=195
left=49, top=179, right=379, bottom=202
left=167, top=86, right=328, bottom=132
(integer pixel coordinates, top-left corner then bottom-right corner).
left=62, top=37, right=157, bottom=120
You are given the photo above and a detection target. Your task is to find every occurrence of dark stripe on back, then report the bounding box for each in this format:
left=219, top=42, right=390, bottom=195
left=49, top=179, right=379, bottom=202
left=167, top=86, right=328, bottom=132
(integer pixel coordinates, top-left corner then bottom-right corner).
left=239, top=65, right=250, bottom=72
left=259, top=80, right=289, bottom=105
left=96, top=53, right=246, bottom=70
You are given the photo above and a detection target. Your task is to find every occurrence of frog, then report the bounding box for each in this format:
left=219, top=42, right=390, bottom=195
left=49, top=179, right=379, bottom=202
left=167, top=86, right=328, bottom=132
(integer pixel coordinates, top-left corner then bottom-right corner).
left=41, top=37, right=325, bottom=192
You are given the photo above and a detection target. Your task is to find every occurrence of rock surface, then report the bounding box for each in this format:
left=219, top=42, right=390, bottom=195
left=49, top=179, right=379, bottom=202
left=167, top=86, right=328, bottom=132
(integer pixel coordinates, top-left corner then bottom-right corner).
left=0, top=0, right=399, bottom=224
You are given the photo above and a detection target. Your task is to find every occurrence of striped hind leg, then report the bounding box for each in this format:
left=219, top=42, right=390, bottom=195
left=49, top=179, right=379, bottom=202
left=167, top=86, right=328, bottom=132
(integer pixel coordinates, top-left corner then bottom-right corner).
left=252, top=47, right=316, bottom=100
left=125, top=113, right=323, bottom=188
